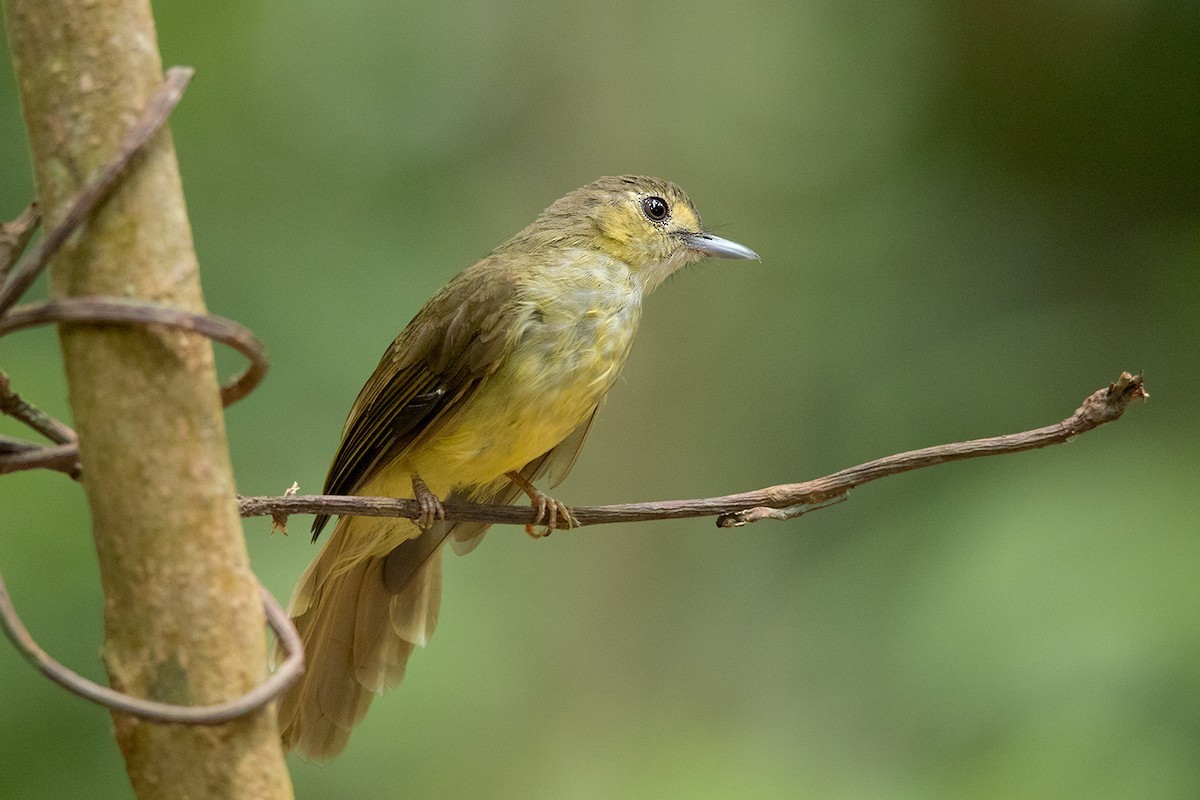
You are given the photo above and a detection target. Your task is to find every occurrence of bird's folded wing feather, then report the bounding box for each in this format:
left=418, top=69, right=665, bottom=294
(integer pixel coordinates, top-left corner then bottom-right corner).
left=311, top=259, right=520, bottom=540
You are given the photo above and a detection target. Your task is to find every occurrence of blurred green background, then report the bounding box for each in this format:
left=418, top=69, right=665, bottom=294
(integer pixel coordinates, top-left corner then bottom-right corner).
left=2, top=2, right=1198, bottom=798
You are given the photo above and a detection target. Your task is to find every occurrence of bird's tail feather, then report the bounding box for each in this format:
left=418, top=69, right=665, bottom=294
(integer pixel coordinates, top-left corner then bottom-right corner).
left=277, top=514, right=440, bottom=760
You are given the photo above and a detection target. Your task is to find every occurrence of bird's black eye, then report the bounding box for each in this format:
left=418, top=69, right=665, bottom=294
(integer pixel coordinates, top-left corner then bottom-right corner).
left=641, top=195, right=670, bottom=222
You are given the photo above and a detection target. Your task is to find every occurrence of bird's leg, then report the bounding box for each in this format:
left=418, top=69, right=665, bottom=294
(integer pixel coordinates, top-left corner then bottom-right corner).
left=506, top=470, right=578, bottom=538
left=411, top=473, right=445, bottom=530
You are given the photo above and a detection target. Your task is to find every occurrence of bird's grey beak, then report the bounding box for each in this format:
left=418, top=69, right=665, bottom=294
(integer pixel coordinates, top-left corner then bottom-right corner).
left=682, top=232, right=760, bottom=260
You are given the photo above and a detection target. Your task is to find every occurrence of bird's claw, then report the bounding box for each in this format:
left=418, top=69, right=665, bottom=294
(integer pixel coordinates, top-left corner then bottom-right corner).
left=507, top=470, right=576, bottom=538
left=411, top=474, right=445, bottom=530
left=524, top=492, right=577, bottom=538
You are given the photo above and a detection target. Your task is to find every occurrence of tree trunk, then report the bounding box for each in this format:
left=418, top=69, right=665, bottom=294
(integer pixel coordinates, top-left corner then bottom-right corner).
left=2, top=2, right=294, bottom=797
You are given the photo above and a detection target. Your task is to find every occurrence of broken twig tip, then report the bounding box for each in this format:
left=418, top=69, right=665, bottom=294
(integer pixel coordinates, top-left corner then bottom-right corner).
left=1111, top=371, right=1148, bottom=403
left=270, top=482, right=300, bottom=535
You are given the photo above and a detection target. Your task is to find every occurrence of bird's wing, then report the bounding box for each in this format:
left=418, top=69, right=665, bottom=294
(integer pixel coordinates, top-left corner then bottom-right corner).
left=312, top=259, right=520, bottom=540
left=545, top=398, right=601, bottom=489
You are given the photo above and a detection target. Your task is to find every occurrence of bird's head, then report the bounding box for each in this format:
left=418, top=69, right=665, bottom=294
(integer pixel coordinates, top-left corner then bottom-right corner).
left=514, top=175, right=758, bottom=292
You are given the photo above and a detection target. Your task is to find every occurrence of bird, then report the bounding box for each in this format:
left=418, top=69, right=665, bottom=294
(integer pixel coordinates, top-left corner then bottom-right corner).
left=277, top=175, right=758, bottom=759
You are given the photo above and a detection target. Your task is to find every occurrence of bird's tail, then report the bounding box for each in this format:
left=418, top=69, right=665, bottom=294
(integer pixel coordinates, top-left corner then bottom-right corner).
left=276, top=513, right=440, bottom=760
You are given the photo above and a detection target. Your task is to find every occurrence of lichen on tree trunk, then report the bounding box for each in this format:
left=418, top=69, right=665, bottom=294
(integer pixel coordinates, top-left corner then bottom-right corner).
left=2, top=1, right=294, bottom=797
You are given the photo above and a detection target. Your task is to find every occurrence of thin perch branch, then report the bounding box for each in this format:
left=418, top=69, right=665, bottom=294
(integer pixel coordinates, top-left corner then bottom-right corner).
left=238, top=372, right=1147, bottom=531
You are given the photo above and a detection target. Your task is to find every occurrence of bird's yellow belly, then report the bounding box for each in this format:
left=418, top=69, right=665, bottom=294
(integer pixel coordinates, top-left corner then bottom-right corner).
left=408, top=277, right=641, bottom=492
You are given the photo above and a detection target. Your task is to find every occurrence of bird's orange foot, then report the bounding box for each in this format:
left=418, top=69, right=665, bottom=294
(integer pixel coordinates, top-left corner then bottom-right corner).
left=411, top=473, right=445, bottom=530
left=506, top=470, right=578, bottom=538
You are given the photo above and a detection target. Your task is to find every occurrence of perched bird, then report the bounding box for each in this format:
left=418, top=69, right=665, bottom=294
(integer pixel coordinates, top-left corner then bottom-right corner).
left=278, top=175, right=758, bottom=759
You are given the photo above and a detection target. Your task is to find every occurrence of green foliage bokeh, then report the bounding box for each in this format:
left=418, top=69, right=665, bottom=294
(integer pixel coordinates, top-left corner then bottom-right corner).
left=1, top=2, right=1197, bottom=798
